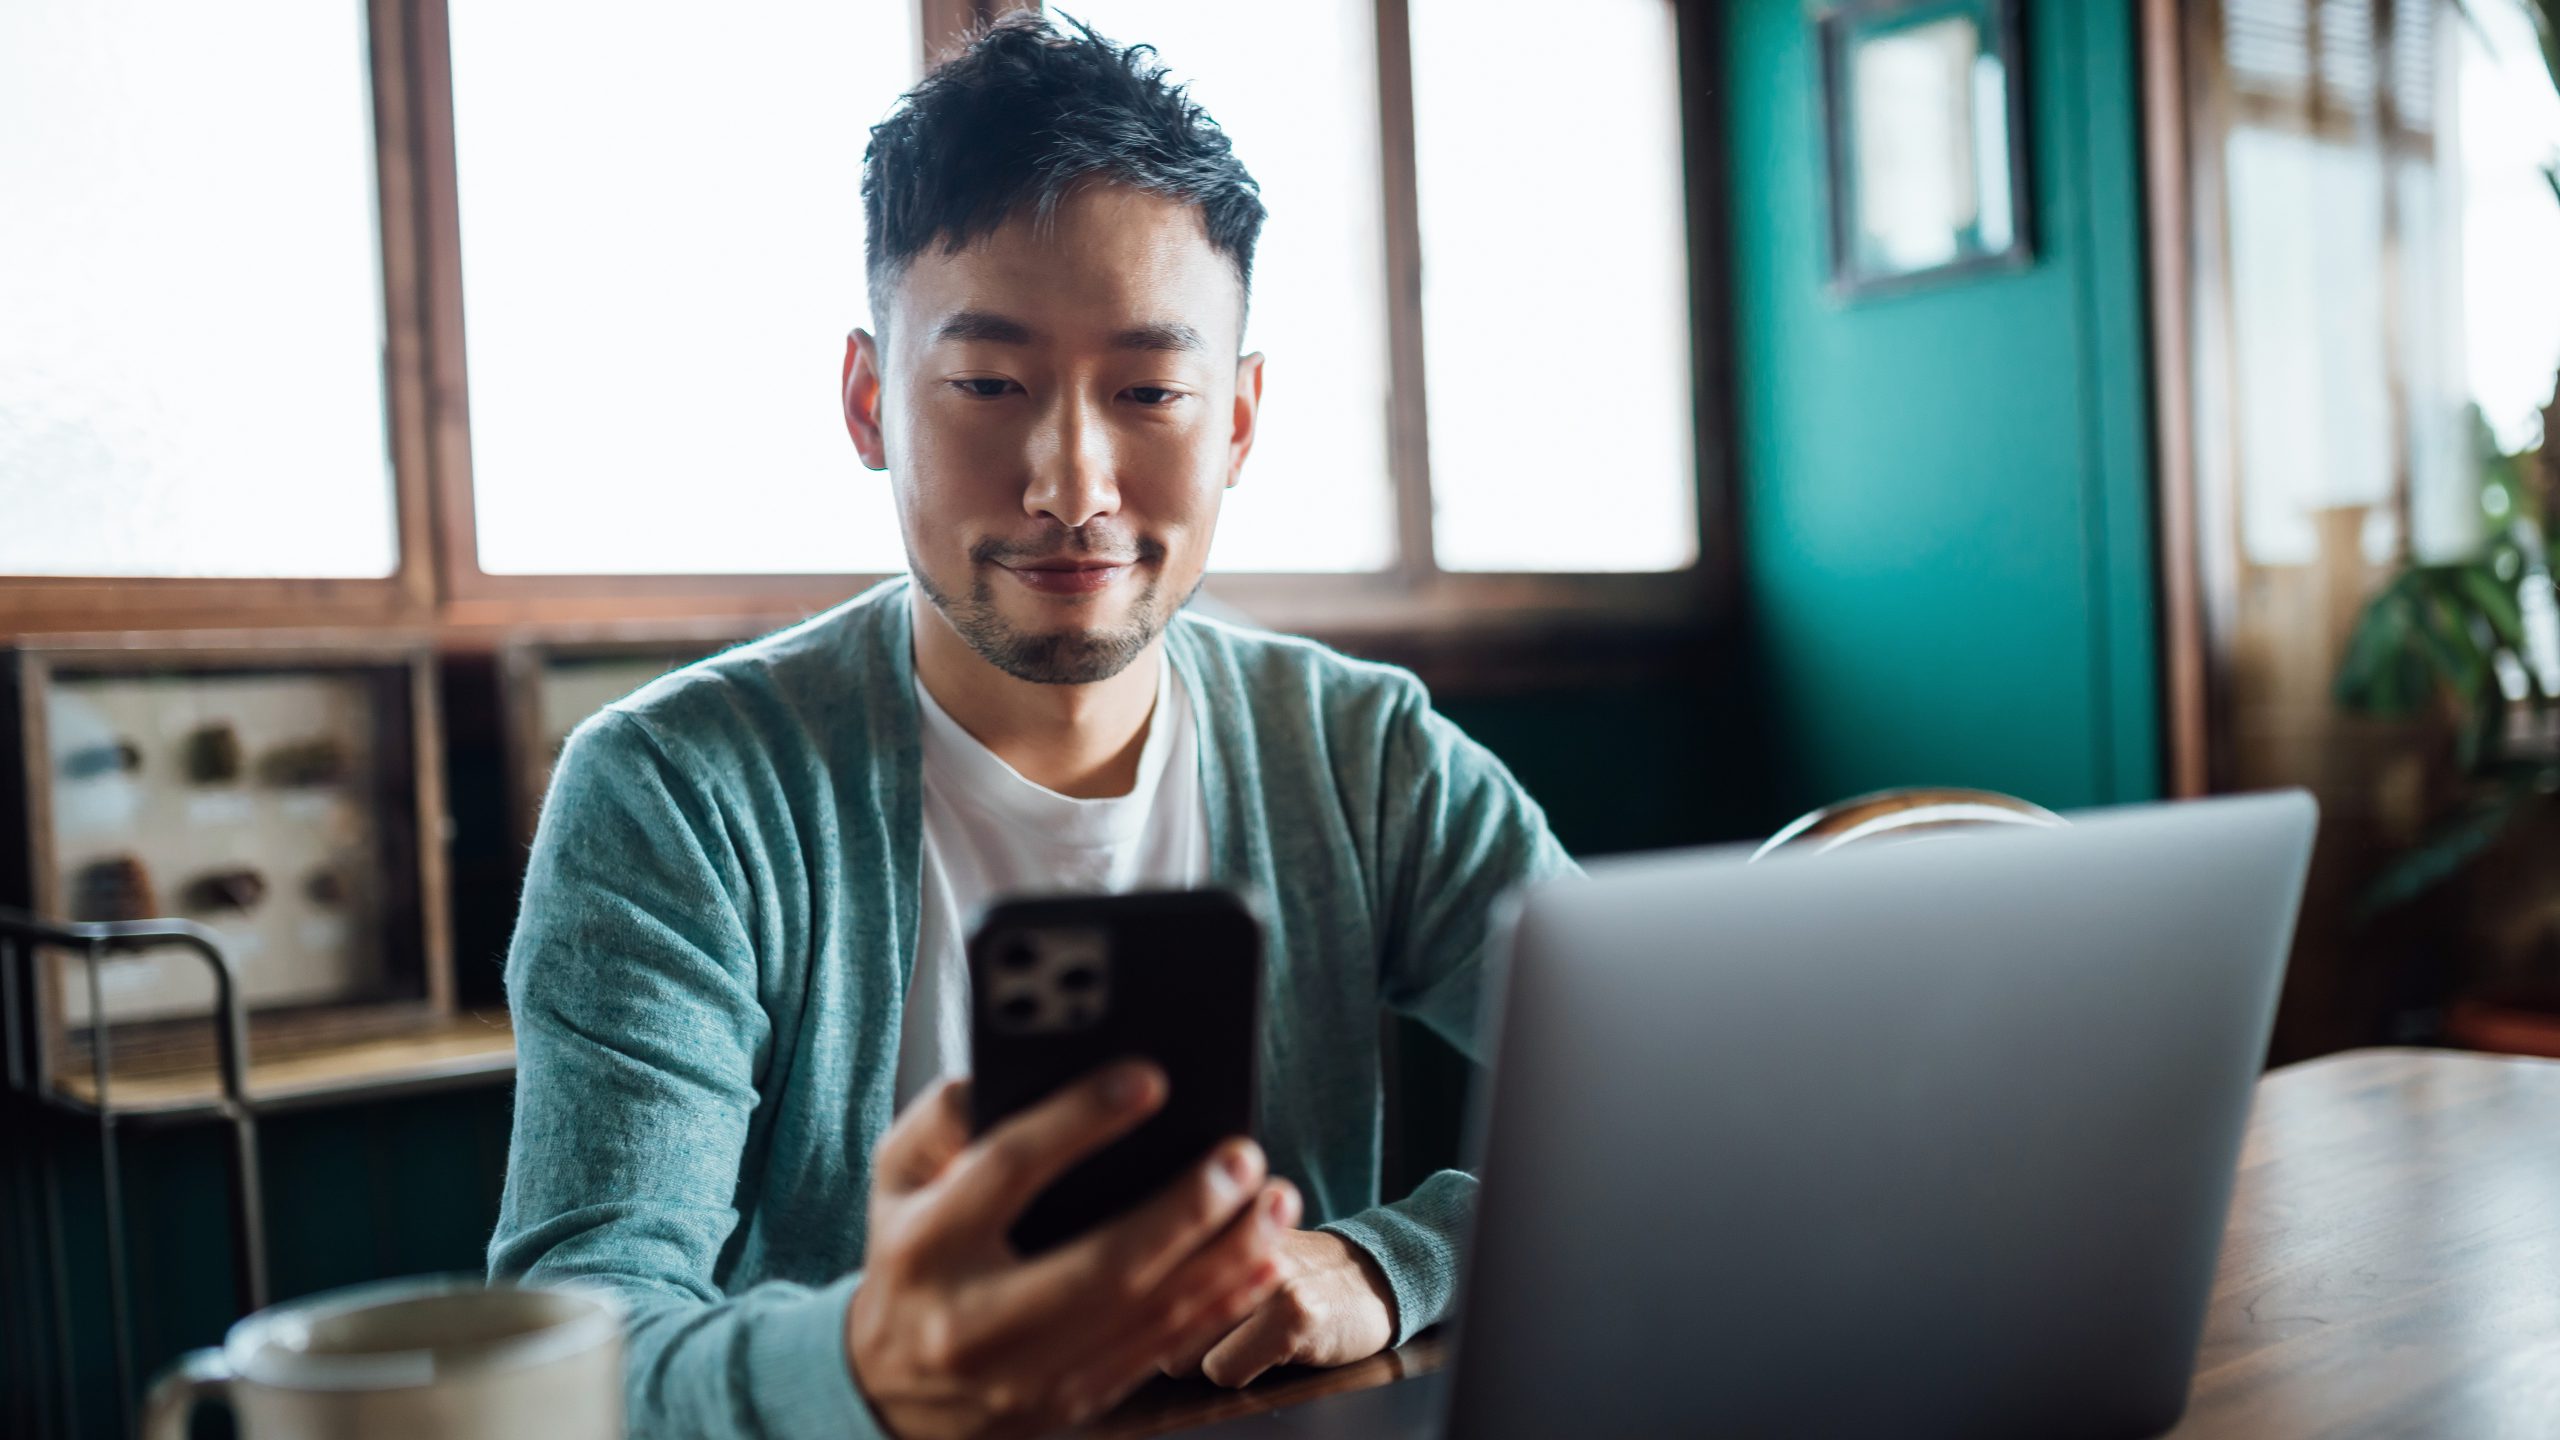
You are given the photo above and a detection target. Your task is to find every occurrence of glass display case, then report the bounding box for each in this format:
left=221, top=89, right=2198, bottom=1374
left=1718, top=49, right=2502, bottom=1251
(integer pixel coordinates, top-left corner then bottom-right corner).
left=2, top=635, right=450, bottom=1094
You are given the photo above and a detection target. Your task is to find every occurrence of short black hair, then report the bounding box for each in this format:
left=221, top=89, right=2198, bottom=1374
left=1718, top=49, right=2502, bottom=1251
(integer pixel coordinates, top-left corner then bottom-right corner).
left=860, top=9, right=1268, bottom=339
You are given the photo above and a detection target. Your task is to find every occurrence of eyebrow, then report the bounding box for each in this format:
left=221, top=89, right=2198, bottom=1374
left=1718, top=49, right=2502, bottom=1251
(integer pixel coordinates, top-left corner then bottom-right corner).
left=931, top=310, right=1036, bottom=346
left=1110, top=321, right=1206, bottom=354
left=930, top=309, right=1206, bottom=355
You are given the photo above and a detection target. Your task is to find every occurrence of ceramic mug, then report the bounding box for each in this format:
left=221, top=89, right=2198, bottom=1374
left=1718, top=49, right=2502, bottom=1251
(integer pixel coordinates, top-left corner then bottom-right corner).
left=142, top=1274, right=622, bottom=1440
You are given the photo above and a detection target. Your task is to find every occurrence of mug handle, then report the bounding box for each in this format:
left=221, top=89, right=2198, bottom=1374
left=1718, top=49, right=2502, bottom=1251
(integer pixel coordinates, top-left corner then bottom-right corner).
left=142, top=1348, right=233, bottom=1440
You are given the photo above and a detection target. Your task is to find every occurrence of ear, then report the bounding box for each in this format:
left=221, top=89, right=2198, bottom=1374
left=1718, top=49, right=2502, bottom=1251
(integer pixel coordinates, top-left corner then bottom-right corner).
left=843, top=328, right=889, bottom=471
left=1226, top=351, right=1265, bottom=490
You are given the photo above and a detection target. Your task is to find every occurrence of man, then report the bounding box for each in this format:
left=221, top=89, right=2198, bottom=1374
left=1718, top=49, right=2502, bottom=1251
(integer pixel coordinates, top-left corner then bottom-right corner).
left=489, top=15, right=1573, bottom=1439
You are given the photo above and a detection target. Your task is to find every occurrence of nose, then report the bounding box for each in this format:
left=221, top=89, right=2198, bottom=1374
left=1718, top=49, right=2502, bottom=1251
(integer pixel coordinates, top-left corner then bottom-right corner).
left=1021, top=391, right=1120, bottom=531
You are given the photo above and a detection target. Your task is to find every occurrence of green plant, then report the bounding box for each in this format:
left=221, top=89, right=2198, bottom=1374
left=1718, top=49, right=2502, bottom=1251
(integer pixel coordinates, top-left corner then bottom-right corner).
left=2340, top=1, right=2560, bottom=921
left=2335, top=420, right=2556, bottom=918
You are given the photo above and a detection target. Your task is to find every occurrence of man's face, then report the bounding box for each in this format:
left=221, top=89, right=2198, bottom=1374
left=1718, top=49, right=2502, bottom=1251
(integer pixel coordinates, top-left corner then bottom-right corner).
left=843, top=183, right=1263, bottom=685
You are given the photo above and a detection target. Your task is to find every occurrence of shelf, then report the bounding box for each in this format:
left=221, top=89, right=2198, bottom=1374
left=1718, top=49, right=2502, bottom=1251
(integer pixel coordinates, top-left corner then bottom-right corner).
left=49, top=1009, right=515, bottom=1119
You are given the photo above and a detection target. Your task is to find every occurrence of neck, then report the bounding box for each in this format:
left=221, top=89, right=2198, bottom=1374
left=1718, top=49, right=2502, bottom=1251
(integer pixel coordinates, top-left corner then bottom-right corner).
left=910, top=600, right=1163, bottom=799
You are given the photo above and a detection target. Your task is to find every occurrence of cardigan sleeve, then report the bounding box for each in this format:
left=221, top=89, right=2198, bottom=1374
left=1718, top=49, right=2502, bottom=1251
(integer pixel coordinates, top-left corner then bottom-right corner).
left=487, top=711, right=891, bottom=1440
left=1318, top=677, right=1580, bottom=1341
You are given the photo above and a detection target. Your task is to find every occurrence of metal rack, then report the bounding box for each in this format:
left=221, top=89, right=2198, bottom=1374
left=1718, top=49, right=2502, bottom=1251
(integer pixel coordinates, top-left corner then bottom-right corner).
left=1, top=907, right=269, bottom=1440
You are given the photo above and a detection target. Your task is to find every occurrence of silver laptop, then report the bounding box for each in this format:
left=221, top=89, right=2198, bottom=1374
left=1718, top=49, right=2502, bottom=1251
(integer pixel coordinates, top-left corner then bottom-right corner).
left=1195, top=790, right=2315, bottom=1439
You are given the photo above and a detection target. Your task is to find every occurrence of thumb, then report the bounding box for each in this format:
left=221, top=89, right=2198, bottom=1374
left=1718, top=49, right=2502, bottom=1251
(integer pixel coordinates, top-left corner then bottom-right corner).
left=874, top=1076, right=974, bottom=1196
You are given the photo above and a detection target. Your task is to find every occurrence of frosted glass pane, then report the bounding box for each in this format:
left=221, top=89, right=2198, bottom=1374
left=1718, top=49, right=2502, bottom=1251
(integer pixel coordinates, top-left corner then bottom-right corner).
left=2457, top=1, right=2560, bottom=457
left=1047, top=2, right=1396, bottom=573
left=2224, top=127, right=2393, bottom=567
left=1411, top=0, right=1698, bottom=572
left=451, top=1, right=919, bottom=575
left=0, top=2, right=398, bottom=579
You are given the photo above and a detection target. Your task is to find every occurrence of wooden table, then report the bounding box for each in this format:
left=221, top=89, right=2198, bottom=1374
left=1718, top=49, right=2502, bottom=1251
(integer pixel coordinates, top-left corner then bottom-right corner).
left=2172, top=1047, right=2560, bottom=1436
left=1087, top=1047, right=2560, bottom=1438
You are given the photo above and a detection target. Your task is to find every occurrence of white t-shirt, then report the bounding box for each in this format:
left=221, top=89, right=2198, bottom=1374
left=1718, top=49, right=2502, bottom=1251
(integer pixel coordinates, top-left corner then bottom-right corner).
left=892, top=655, right=1211, bottom=1108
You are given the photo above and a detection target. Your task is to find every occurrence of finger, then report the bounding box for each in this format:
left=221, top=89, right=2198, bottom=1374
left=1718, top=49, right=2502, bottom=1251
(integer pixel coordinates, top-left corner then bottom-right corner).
left=1157, top=1281, right=1244, bottom=1373
left=1074, top=1185, right=1301, bottom=1403
left=872, top=1077, right=974, bottom=1196
left=1199, top=1292, right=1302, bottom=1390
left=1156, top=1305, right=1239, bottom=1381
left=929, top=1061, right=1164, bottom=1240
left=1003, top=1177, right=1297, bottom=1391
left=1156, top=1183, right=1303, bottom=1378
left=1155, top=1287, right=1247, bottom=1380
left=1144, top=1182, right=1302, bottom=1379
left=1051, top=1239, right=1287, bottom=1428
left=1012, top=1138, right=1267, bottom=1307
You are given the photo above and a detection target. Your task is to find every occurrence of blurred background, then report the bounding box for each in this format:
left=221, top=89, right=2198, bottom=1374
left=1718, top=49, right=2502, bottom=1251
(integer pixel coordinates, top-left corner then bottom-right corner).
left=3, top=0, right=2557, bottom=1435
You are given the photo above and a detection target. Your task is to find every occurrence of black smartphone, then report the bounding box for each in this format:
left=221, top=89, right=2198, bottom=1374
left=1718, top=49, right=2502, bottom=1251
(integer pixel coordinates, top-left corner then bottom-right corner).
left=967, top=887, right=1262, bottom=1256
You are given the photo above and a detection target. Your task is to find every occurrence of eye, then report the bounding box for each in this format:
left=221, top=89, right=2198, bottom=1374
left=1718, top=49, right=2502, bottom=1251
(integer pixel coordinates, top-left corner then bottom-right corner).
left=950, top=378, right=1018, bottom=399
left=1126, top=386, right=1185, bottom=408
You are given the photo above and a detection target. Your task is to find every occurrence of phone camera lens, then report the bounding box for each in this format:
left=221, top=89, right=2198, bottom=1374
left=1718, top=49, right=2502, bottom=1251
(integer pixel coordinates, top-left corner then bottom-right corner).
left=997, top=994, right=1041, bottom=1026
left=1056, top=965, right=1101, bottom=994
left=997, top=938, right=1041, bottom=973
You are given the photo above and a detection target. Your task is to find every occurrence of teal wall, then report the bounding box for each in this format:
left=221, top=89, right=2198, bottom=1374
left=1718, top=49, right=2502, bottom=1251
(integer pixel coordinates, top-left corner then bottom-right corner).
left=1724, top=0, right=2162, bottom=812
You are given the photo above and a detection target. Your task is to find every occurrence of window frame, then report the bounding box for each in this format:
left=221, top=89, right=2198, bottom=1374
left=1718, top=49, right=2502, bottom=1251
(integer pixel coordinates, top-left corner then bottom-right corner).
left=4, top=0, right=1736, bottom=651
left=0, top=0, right=441, bottom=634
left=2154, top=0, right=2457, bottom=796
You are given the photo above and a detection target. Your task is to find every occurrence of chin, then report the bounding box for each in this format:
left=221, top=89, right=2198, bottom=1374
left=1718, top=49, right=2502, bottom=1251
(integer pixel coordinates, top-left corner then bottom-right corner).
left=916, top=563, right=1168, bottom=686
left=988, top=625, right=1156, bottom=686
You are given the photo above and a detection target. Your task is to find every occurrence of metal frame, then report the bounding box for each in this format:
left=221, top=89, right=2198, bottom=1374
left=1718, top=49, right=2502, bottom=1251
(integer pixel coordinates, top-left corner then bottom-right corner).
left=2, top=908, right=269, bottom=1440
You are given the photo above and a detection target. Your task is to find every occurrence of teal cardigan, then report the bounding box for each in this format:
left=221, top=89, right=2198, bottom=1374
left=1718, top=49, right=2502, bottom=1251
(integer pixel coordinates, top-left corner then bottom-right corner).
left=488, top=579, right=1575, bottom=1439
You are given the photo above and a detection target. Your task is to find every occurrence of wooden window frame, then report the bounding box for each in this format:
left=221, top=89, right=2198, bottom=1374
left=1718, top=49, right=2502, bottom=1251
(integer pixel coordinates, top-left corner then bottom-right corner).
left=6, top=0, right=1737, bottom=656
left=0, top=0, right=443, bottom=637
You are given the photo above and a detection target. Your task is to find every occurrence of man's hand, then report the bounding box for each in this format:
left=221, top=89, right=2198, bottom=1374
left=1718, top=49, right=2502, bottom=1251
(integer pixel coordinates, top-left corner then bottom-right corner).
left=1156, top=1227, right=1397, bottom=1389
left=847, top=1065, right=1302, bottom=1440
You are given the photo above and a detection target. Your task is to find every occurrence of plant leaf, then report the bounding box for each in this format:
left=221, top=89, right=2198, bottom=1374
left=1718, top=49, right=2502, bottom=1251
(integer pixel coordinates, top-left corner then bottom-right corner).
left=2337, top=585, right=2422, bottom=715
left=2414, top=583, right=2488, bottom=708
left=2453, top=563, right=2527, bottom=653
left=2352, top=786, right=2532, bottom=922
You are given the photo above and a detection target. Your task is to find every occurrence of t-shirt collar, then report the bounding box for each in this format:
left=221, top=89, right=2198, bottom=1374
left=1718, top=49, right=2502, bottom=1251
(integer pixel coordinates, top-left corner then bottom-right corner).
left=911, top=648, right=1185, bottom=849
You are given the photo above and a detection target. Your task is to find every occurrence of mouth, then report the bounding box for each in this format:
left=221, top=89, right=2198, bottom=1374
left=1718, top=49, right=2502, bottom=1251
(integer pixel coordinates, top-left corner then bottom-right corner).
left=996, top=556, right=1136, bottom=597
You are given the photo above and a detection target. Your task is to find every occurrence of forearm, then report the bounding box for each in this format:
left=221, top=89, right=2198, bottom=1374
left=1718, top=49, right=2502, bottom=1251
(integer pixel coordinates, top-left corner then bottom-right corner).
left=1316, top=1169, right=1475, bottom=1343
left=511, top=1259, right=885, bottom=1440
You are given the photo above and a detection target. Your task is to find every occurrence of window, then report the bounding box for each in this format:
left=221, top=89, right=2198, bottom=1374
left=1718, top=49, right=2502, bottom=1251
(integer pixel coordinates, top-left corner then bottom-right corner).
left=0, top=0, right=398, bottom=579
left=2179, top=0, right=2560, bottom=806
left=1062, top=0, right=1398, bottom=573
left=6, top=0, right=1715, bottom=629
left=447, top=0, right=918, bottom=577
left=2208, top=0, right=2560, bottom=568
left=1409, top=0, right=1698, bottom=572
left=997, top=0, right=1703, bottom=577
left=448, top=0, right=1705, bottom=591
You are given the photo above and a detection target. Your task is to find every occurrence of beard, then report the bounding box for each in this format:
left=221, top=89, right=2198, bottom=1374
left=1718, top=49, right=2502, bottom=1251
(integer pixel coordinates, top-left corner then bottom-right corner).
left=911, top=529, right=1186, bottom=685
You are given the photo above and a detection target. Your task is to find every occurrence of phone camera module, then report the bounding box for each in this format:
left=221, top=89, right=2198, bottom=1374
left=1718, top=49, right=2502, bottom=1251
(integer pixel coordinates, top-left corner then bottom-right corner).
left=984, top=927, right=1112, bottom=1035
